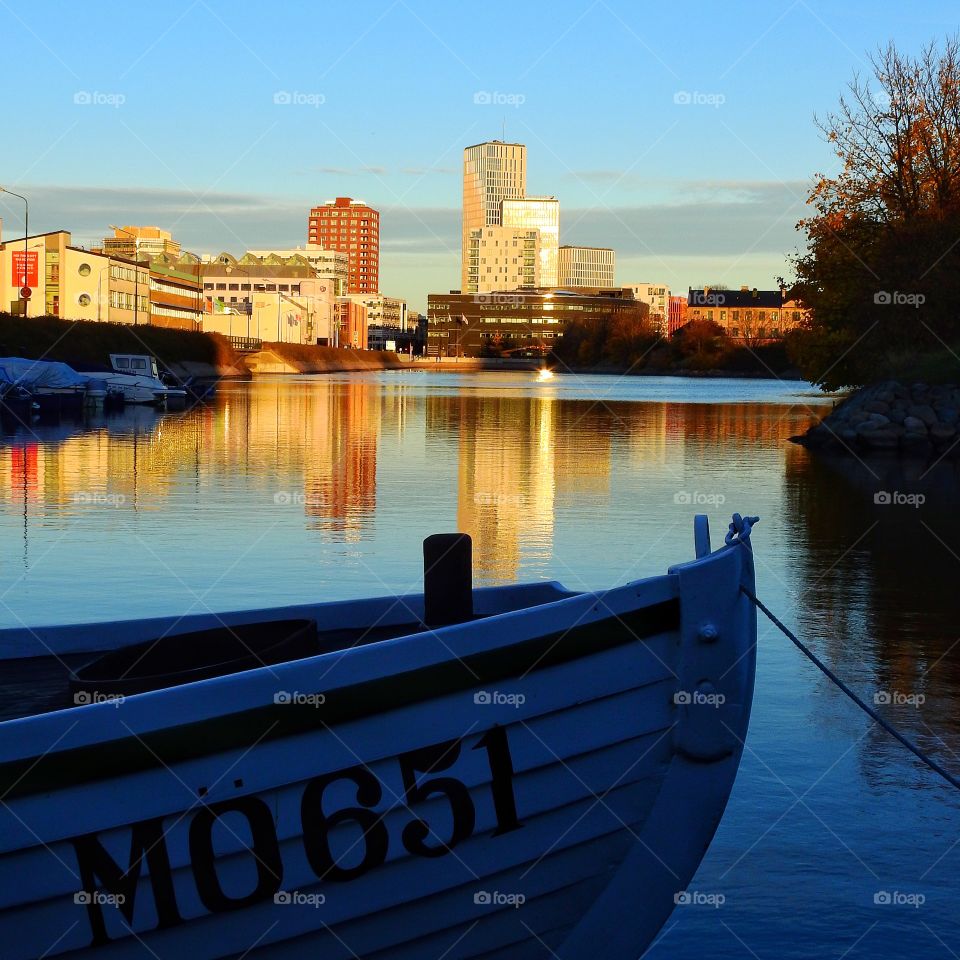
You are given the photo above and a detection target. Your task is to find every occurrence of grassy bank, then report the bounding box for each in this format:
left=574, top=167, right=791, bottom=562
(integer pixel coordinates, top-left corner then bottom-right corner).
left=0, top=312, right=239, bottom=371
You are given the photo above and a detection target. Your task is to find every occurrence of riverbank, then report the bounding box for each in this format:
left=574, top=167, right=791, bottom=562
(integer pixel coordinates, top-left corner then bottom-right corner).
left=555, top=364, right=805, bottom=379
left=0, top=313, right=246, bottom=380
left=0, top=314, right=408, bottom=380
left=245, top=342, right=407, bottom=375
left=791, top=379, right=960, bottom=457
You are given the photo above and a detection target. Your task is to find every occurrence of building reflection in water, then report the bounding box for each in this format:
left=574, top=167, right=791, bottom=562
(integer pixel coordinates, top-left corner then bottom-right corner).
left=1, top=386, right=819, bottom=581
left=452, top=396, right=557, bottom=582
left=0, top=381, right=386, bottom=547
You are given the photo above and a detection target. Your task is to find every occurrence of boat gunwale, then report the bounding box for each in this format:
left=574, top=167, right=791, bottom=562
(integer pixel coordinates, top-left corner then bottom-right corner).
left=0, top=568, right=694, bottom=796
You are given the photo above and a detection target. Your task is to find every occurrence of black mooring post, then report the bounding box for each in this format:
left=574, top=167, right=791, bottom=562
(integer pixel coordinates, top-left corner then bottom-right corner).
left=423, top=533, right=473, bottom=627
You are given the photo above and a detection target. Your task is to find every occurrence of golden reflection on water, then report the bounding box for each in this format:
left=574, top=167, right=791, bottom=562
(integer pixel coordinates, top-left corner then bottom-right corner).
left=1, top=376, right=817, bottom=586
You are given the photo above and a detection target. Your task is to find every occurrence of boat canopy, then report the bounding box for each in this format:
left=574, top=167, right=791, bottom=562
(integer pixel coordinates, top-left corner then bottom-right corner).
left=0, top=358, right=90, bottom=390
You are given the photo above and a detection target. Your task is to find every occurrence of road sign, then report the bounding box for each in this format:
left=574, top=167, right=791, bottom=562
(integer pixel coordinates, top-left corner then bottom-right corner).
left=11, top=251, right=38, bottom=287
left=20, top=286, right=31, bottom=300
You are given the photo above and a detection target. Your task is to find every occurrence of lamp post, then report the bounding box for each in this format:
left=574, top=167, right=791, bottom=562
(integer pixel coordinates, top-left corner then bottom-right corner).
left=95, top=265, right=109, bottom=322
left=109, top=225, right=144, bottom=326
left=195, top=257, right=204, bottom=331
left=0, top=187, right=29, bottom=314
left=225, top=264, right=255, bottom=340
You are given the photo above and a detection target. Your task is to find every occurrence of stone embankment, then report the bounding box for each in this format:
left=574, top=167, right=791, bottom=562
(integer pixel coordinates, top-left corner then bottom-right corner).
left=792, top=381, right=960, bottom=457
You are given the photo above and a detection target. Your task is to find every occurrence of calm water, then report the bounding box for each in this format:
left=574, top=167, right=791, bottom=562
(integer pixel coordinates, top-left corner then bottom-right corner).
left=2, top=371, right=959, bottom=958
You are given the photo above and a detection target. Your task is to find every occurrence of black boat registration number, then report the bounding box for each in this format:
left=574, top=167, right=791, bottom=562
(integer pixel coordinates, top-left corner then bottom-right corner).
left=71, top=726, right=523, bottom=945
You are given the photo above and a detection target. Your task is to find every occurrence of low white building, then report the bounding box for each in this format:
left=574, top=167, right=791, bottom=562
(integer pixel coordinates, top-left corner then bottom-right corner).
left=201, top=253, right=336, bottom=344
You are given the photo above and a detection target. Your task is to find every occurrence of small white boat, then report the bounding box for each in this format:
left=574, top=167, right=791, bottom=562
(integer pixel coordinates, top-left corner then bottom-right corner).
left=0, top=515, right=758, bottom=959
left=77, top=355, right=183, bottom=407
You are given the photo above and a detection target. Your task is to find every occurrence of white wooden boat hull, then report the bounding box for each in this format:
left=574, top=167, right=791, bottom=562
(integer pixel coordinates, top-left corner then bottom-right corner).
left=0, top=527, right=757, bottom=959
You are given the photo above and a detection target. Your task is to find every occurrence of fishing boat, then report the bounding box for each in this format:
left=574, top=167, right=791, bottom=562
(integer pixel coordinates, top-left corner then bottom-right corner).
left=0, top=514, right=758, bottom=960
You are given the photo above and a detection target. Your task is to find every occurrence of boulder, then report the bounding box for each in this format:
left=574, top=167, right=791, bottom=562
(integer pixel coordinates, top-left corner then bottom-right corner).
left=929, top=423, right=956, bottom=442
left=864, top=400, right=890, bottom=414
left=908, top=404, right=938, bottom=426
left=903, top=416, right=928, bottom=433
left=937, top=406, right=959, bottom=425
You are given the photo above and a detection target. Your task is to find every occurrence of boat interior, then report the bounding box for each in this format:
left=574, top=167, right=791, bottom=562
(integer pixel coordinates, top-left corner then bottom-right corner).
left=0, top=534, right=580, bottom=722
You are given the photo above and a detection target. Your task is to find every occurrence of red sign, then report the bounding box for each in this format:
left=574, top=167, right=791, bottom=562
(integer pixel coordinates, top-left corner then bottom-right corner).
left=20, top=286, right=31, bottom=300
left=11, top=250, right=38, bottom=288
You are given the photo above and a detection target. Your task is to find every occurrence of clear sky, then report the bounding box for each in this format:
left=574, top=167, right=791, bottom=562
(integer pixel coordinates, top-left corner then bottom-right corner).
left=0, top=0, right=956, bottom=310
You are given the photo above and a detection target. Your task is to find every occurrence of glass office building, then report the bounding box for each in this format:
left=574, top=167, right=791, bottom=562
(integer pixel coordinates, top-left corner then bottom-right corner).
left=501, top=197, right=559, bottom=287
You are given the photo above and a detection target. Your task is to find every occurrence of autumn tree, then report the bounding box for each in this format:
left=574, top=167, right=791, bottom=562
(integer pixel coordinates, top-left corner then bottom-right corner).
left=789, top=37, right=960, bottom=389
left=672, top=319, right=730, bottom=369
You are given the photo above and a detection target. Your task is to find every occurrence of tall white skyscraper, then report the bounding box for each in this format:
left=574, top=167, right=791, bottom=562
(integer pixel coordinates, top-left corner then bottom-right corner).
left=462, top=141, right=527, bottom=293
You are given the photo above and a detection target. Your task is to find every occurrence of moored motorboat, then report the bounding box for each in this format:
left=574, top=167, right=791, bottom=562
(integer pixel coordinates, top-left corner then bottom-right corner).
left=0, top=516, right=758, bottom=960
left=77, top=354, right=174, bottom=406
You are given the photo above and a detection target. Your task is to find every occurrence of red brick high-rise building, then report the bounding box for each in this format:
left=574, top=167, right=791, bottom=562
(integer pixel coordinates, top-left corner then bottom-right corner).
left=307, top=197, right=379, bottom=294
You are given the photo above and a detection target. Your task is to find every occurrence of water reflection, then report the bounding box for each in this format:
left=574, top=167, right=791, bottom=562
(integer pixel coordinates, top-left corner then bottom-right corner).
left=4, top=372, right=960, bottom=957
left=1, top=376, right=827, bottom=585
left=784, top=446, right=960, bottom=766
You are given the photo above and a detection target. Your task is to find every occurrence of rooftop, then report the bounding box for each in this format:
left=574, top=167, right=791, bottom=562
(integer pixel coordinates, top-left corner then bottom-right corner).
left=687, top=287, right=785, bottom=308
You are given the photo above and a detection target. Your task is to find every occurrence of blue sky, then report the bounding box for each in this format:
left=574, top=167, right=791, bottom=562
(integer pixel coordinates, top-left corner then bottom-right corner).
left=0, top=0, right=957, bottom=309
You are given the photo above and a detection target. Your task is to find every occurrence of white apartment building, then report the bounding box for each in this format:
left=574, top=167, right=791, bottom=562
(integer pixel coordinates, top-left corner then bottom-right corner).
left=342, top=292, right=407, bottom=329
left=467, top=227, right=540, bottom=293
left=246, top=246, right=349, bottom=296
left=624, top=283, right=670, bottom=333
left=558, top=246, right=615, bottom=289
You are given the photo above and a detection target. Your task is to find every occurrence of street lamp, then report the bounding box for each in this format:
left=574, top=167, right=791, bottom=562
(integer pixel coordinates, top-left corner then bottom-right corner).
left=193, top=256, right=204, bottom=330
left=0, top=187, right=29, bottom=314
left=224, top=264, right=254, bottom=340
left=109, top=225, right=143, bottom=326
left=95, top=265, right=109, bottom=322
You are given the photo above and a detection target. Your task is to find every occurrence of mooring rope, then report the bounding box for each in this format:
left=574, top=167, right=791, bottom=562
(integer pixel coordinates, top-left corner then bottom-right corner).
left=741, top=584, right=960, bottom=795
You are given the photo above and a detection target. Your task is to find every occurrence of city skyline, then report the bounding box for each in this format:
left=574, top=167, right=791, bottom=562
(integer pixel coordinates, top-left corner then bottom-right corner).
left=1, top=0, right=957, bottom=309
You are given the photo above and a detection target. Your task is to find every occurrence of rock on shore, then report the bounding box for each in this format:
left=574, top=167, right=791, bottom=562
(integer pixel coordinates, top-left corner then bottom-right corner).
left=791, top=380, right=960, bottom=458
